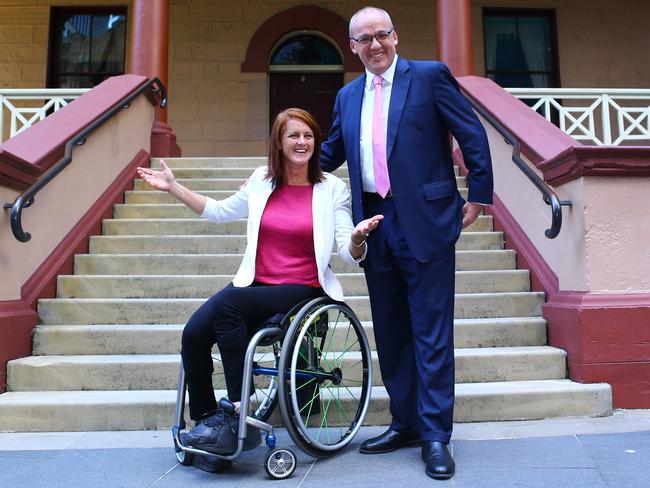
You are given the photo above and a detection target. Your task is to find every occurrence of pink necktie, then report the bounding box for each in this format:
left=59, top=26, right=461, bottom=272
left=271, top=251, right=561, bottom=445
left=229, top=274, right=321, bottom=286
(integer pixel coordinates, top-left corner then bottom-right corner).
left=372, top=75, right=390, bottom=198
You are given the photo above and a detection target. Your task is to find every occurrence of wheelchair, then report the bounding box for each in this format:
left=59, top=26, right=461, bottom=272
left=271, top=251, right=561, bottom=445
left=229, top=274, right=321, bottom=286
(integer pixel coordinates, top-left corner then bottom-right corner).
left=171, top=296, right=373, bottom=479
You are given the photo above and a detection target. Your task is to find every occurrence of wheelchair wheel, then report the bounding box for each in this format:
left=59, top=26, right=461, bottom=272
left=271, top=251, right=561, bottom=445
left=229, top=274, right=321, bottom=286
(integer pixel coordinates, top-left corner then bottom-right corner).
left=174, top=434, right=193, bottom=465
left=278, top=297, right=372, bottom=458
left=264, top=447, right=297, bottom=479
left=211, top=340, right=281, bottom=422
left=175, top=446, right=193, bottom=466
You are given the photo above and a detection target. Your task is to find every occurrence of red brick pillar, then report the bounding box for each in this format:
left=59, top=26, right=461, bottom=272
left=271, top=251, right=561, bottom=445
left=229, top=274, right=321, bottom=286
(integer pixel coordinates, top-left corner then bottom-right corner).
left=129, top=0, right=181, bottom=156
left=436, top=0, right=474, bottom=76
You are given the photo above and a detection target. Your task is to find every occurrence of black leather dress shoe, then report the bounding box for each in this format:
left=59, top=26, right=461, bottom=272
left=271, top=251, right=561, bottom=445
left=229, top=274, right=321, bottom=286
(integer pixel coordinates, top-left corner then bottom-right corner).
left=421, top=441, right=455, bottom=480
left=359, top=429, right=420, bottom=454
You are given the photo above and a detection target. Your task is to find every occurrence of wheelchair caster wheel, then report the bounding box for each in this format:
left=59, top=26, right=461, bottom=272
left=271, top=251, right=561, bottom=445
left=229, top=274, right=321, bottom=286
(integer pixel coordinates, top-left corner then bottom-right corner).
left=175, top=446, right=193, bottom=466
left=264, top=447, right=297, bottom=479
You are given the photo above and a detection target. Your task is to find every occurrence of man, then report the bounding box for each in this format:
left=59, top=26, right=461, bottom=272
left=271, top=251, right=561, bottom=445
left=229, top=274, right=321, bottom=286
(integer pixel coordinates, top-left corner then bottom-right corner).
left=321, top=7, right=493, bottom=480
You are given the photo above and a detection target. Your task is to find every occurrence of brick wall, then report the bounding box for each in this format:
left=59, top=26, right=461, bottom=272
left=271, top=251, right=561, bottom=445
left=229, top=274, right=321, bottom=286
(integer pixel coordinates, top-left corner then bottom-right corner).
left=0, top=0, right=131, bottom=89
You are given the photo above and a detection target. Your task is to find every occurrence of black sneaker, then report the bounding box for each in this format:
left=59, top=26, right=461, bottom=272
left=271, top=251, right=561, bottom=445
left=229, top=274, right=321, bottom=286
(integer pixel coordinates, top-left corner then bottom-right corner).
left=192, top=453, right=232, bottom=473
left=185, top=408, right=261, bottom=454
left=184, top=409, right=237, bottom=454
left=179, top=432, right=232, bottom=473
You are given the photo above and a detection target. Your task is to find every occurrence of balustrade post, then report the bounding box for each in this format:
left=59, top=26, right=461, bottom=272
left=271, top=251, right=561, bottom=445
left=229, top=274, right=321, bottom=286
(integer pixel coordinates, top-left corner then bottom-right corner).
left=601, top=95, right=612, bottom=145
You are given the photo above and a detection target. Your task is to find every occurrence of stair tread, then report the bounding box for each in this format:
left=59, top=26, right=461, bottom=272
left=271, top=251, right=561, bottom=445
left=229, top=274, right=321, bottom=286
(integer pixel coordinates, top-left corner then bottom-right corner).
left=0, top=155, right=615, bottom=431
left=0, top=380, right=611, bottom=404
left=15, top=346, right=564, bottom=364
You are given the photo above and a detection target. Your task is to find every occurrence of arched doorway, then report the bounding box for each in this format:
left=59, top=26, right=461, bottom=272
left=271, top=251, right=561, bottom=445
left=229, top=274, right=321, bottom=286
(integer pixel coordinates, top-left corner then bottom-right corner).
left=269, top=33, right=344, bottom=135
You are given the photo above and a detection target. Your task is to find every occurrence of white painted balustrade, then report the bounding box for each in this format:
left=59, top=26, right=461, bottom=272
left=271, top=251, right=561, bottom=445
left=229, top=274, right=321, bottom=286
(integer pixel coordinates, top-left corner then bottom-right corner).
left=506, top=88, right=650, bottom=146
left=0, top=89, right=89, bottom=142
left=2, top=87, right=648, bottom=146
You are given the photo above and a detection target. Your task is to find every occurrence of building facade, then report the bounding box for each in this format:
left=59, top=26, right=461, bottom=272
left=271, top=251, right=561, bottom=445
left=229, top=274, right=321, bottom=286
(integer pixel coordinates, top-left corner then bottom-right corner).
left=1, top=0, right=649, bottom=154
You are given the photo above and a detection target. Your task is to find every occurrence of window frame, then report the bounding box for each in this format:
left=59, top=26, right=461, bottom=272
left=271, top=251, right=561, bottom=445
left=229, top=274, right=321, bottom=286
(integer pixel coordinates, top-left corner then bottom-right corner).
left=482, top=7, right=561, bottom=89
left=46, top=5, right=128, bottom=88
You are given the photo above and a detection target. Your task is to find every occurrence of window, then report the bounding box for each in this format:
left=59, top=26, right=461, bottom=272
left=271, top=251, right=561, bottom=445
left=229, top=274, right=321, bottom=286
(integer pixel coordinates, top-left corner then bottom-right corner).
left=270, top=34, right=342, bottom=67
left=47, top=7, right=127, bottom=88
left=483, top=9, right=559, bottom=88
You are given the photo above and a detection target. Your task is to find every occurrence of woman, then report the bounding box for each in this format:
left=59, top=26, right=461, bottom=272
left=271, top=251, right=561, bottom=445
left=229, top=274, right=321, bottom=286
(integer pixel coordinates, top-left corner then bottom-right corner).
left=137, top=108, right=382, bottom=457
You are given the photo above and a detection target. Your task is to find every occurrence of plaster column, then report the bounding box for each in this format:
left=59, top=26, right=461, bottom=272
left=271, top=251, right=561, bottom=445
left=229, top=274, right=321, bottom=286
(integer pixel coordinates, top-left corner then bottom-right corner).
left=436, top=0, right=474, bottom=76
left=129, top=0, right=181, bottom=156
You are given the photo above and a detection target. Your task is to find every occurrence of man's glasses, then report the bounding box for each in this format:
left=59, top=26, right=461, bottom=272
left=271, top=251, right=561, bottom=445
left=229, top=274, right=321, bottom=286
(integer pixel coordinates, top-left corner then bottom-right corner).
left=350, top=28, right=394, bottom=46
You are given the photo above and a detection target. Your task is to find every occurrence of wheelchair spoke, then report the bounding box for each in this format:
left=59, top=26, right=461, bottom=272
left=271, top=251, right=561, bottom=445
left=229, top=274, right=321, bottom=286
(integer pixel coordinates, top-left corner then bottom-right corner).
left=293, top=375, right=318, bottom=392
left=338, top=320, right=353, bottom=362
left=321, top=382, right=355, bottom=430
left=341, top=358, right=363, bottom=374
left=299, top=376, right=325, bottom=427
left=340, top=382, right=360, bottom=404
left=335, top=338, right=361, bottom=365
left=316, top=394, right=333, bottom=443
left=322, top=312, right=339, bottom=361
left=341, top=378, right=364, bottom=385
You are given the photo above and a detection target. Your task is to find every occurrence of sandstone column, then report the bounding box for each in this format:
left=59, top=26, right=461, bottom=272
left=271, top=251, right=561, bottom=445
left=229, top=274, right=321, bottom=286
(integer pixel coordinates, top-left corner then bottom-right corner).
left=129, top=0, right=181, bottom=156
left=436, top=0, right=474, bottom=76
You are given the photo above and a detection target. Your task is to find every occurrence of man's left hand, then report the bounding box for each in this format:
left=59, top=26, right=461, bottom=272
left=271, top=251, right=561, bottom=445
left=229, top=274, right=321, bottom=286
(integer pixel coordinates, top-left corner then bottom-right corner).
left=462, top=202, right=482, bottom=229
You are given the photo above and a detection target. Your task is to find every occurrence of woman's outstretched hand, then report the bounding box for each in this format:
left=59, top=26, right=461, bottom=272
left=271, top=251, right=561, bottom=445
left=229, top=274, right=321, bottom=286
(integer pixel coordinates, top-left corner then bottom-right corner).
left=352, top=214, right=384, bottom=244
left=136, top=159, right=175, bottom=192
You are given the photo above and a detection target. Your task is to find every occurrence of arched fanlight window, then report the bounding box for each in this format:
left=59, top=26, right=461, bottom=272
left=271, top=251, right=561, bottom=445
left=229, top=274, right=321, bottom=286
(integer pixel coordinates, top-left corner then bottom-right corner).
left=270, top=33, right=343, bottom=71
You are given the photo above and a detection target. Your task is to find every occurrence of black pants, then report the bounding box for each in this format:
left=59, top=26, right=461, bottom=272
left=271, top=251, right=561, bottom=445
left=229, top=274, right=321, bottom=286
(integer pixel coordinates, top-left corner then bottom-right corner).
left=181, top=282, right=325, bottom=420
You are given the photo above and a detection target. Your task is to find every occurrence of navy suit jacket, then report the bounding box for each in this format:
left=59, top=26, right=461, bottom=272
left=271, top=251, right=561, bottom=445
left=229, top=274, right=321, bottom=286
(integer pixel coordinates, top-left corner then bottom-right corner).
left=321, top=57, right=494, bottom=262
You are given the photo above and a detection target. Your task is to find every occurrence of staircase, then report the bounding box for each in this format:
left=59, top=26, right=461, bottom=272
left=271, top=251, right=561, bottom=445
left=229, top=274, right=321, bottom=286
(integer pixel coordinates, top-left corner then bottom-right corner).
left=0, top=157, right=611, bottom=432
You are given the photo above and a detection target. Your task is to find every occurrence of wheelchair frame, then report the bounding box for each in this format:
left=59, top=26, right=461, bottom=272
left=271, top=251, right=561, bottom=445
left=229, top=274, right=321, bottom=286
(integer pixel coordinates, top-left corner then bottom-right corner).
left=171, top=296, right=373, bottom=479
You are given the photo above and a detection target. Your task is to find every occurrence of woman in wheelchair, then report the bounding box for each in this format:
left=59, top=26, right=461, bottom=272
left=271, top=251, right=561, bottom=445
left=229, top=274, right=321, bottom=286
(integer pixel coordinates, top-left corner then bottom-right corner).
left=137, top=108, right=382, bottom=457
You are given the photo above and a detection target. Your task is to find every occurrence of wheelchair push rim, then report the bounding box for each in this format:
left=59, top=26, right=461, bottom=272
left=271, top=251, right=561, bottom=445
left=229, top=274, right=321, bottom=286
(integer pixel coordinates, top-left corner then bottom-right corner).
left=279, top=299, right=372, bottom=456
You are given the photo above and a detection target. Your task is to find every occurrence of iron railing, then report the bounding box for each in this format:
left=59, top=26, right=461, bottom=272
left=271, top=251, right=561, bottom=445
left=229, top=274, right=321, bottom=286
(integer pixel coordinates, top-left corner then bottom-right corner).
left=4, top=78, right=166, bottom=242
left=464, top=95, right=572, bottom=239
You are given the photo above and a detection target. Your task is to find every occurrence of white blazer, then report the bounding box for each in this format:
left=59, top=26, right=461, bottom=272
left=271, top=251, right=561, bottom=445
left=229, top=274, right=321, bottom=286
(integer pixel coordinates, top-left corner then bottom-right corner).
left=201, top=166, right=364, bottom=301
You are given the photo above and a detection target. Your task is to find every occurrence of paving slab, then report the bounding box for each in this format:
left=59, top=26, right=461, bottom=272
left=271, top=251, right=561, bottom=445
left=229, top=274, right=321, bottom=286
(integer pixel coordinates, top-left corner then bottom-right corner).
left=1, top=412, right=649, bottom=488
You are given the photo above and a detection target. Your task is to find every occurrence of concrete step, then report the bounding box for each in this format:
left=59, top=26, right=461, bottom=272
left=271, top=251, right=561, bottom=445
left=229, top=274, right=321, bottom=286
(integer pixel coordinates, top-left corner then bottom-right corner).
left=132, top=176, right=468, bottom=191
left=116, top=199, right=479, bottom=219
left=37, top=293, right=544, bottom=325
left=88, top=232, right=504, bottom=255
left=73, top=250, right=514, bottom=276
left=153, top=166, right=458, bottom=179
left=8, top=346, right=565, bottom=391
left=32, top=317, right=547, bottom=355
left=101, top=216, right=493, bottom=235
left=0, top=381, right=612, bottom=432
left=124, top=187, right=471, bottom=204
left=157, top=166, right=353, bottom=180
left=57, top=270, right=529, bottom=299
left=151, top=157, right=267, bottom=168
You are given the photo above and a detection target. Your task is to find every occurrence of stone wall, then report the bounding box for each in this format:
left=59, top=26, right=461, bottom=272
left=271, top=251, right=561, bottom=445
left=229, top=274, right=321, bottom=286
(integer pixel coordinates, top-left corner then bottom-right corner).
left=0, top=0, right=648, bottom=155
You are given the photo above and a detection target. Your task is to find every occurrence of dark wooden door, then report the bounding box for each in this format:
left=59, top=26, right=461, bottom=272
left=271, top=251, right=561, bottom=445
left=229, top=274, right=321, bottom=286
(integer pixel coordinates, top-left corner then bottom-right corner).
left=269, top=73, right=343, bottom=136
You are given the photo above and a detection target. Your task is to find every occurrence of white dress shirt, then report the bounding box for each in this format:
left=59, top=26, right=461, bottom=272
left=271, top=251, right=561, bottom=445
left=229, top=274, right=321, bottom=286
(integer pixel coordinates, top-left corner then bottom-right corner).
left=359, top=54, right=399, bottom=193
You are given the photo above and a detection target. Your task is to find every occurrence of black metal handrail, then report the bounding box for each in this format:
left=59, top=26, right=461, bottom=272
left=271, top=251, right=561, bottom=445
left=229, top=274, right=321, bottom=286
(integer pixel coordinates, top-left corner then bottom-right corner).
left=3, top=77, right=166, bottom=242
left=464, top=95, right=572, bottom=239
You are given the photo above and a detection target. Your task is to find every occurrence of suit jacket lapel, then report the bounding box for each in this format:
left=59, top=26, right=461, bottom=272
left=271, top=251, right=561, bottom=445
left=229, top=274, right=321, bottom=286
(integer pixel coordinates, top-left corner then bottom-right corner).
left=387, top=57, right=411, bottom=161
left=345, top=76, right=365, bottom=172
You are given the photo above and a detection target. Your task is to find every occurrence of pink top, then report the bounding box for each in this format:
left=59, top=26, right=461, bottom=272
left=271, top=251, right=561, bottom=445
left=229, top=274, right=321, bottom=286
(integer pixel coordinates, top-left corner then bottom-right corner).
left=255, top=184, right=320, bottom=287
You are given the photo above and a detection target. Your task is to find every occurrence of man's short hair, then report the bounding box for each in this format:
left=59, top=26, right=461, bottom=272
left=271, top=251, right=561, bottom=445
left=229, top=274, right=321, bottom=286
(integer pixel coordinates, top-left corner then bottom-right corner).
left=349, top=7, right=394, bottom=37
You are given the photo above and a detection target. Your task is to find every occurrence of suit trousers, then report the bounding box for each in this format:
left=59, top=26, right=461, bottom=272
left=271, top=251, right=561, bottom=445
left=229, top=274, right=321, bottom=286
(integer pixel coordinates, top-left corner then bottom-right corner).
left=181, top=282, right=324, bottom=420
left=363, top=193, right=456, bottom=443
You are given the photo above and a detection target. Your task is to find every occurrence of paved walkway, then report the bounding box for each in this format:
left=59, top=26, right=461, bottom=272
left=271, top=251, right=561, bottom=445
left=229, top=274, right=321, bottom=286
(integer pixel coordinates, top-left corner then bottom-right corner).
left=1, top=410, right=649, bottom=487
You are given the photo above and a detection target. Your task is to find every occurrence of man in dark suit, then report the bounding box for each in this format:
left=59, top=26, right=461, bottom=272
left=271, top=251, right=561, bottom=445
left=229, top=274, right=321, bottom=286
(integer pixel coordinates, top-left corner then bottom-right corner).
left=321, top=7, right=494, bottom=480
